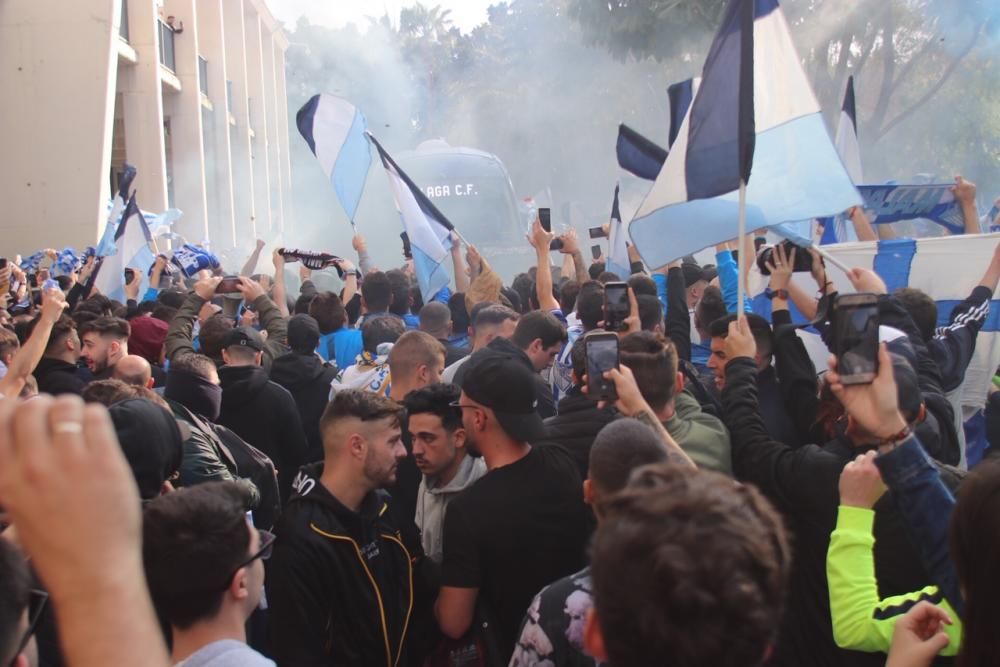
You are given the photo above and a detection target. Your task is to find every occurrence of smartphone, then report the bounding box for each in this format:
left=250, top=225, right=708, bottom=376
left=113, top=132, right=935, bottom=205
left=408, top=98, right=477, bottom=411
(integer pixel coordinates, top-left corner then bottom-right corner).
left=832, top=293, right=880, bottom=385
left=216, top=276, right=243, bottom=295
left=538, top=208, right=552, bottom=233
left=400, top=232, right=413, bottom=260
left=591, top=245, right=602, bottom=260
left=585, top=332, right=620, bottom=401
left=124, top=268, right=136, bottom=283
left=603, top=281, right=629, bottom=332
left=589, top=226, right=607, bottom=239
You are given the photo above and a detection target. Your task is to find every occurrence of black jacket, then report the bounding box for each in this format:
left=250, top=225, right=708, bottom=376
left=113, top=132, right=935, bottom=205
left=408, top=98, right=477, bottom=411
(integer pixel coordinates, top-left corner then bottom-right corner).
left=268, top=464, right=424, bottom=667
left=722, top=357, right=950, bottom=667
left=269, top=352, right=339, bottom=461
left=218, top=364, right=310, bottom=502
left=929, top=285, right=992, bottom=392
left=536, top=388, right=618, bottom=480
left=33, top=357, right=92, bottom=396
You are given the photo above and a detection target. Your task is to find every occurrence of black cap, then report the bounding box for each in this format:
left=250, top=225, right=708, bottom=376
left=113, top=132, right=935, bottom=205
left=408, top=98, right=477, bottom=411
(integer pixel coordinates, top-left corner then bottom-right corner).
left=109, top=399, right=184, bottom=500
left=461, top=346, right=546, bottom=443
left=222, top=326, right=264, bottom=352
left=681, top=262, right=706, bottom=287
left=288, top=314, right=321, bottom=353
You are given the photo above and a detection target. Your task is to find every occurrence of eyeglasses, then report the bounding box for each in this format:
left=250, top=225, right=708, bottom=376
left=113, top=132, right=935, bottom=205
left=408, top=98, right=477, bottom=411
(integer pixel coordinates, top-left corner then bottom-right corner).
left=448, top=400, right=479, bottom=410
left=218, top=530, right=275, bottom=592
left=10, top=589, right=47, bottom=666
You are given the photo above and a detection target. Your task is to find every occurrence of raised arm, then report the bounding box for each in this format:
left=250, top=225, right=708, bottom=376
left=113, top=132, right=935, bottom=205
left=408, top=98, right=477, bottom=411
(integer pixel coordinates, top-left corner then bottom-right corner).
left=240, top=239, right=266, bottom=277
left=270, top=250, right=290, bottom=317
left=0, top=287, right=67, bottom=397
left=528, top=219, right=560, bottom=311
left=848, top=206, right=878, bottom=242
left=558, top=228, right=589, bottom=286
left=165, top=276, right=221, bottom=362
left=450, top=233, right=470, bottom=294
left=353, top=234, right=374, bottom=276
left=951, top=176, right=980, bottom=236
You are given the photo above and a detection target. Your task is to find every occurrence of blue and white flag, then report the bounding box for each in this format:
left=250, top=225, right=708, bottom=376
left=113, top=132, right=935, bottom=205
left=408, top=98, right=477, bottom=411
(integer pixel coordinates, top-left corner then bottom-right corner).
left=616, top=124, right=668, bottom=181
left=296, top=94, right=372, bottom=223
left=629, top=0, right=861, bottom=268
left=818, top=184, right=970, bottom=239
left=835, top=76, right=862, bottom=184
left=607, top=185, right=631, bottom=278
left=170, top=244, right=220, bottom=278
left=94, top=195, right=155, bottom=302
left=98, top=165, right=138, bottom=258
left=369, top=133, right=454, bottom=303
left=666, top=77, right=697, bottom=148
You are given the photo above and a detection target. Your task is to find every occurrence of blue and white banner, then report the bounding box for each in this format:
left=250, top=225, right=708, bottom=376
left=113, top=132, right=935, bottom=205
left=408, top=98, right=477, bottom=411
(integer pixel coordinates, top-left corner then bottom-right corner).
left=818, top=183, right=970, bottom=244
left=629, top=0, right=861, bottom=268
left=749, top=233, right=1000, bottom=412
left=607, top=185, right=630, bottom=278
left=834, top=75, right=862, bottom=184
left=171, top=244, right=220, bottom=278
left=94, top=195, right=155, bottom=302
left=615, top=124, right=667, bottom=181
left=296, top=94, right=372, bottom=223
left=666, top=77, right=697, bottom=148
left=369, top=133, right=454, bottom=303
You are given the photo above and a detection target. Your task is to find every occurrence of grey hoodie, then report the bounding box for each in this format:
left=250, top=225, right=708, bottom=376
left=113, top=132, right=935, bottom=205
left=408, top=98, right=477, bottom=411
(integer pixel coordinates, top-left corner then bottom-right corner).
left=175, top=640, right=274, bottom=667
left=414, top=454, right=488, bottom=562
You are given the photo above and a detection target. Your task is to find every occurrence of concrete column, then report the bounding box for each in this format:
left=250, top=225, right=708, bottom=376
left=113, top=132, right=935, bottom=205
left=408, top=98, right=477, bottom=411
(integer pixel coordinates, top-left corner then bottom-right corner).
left=119, top=0, right=170, bottom=214
left=274, top=44, right=293, bottom=232
left=162, top=0, right=209, bottom=243
left=260, top=29, right=283, bottom=236
left=194, top=0, right=236, bottom=248
left=0, top=0, right=120, bottom=252
left=224, top=0, right=255, bottom=241
left=243, top=8, right=272, bottom=240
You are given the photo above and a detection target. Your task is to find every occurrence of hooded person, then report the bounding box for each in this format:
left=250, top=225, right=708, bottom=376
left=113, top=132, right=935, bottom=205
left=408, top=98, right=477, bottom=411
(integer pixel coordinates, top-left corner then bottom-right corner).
left=216, top=327, right=310, bottom=502
left=108, top=398, right=185, bottom=500
left=270, top=315, right=339, bottom=461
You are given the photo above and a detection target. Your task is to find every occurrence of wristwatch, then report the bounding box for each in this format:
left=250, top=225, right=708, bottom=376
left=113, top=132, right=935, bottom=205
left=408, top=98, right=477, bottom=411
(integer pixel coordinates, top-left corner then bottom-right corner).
left=764, top=287, right=789, bottom=300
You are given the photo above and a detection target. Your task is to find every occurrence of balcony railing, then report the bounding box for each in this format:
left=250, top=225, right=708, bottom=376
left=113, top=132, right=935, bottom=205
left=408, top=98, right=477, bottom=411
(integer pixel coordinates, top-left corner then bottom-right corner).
left=158, top=20, right=176, bottom=72
left=198, top=56, right=208, bottom=95
left=119, top=0, right=129, bottom=41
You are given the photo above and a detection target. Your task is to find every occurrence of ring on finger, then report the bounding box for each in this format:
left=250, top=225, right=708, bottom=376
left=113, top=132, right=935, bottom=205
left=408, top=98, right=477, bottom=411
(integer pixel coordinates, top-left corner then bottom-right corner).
left=52, top=422, right=83, bottom=435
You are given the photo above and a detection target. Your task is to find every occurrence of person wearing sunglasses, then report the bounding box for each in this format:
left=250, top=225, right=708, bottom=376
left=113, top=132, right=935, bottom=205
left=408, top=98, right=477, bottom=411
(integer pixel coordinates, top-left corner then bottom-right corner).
left=142, top=481, right=275, bottom=666
left=0, top=537, right=40, bottom=667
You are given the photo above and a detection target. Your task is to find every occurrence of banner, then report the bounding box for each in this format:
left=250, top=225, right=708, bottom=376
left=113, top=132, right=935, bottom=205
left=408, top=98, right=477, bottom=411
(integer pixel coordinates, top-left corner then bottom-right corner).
left=818, top=184, right=970, bottom=242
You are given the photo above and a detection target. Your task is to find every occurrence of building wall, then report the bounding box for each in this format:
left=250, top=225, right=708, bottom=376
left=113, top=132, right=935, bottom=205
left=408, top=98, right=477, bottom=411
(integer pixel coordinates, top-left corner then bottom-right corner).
left=0, top=0, right=290, bottom=256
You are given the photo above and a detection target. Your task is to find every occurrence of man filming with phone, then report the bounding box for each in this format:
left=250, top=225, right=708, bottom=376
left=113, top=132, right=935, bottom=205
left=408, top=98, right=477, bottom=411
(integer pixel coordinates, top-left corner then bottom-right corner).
left=718, top=280, right=953, bottom=667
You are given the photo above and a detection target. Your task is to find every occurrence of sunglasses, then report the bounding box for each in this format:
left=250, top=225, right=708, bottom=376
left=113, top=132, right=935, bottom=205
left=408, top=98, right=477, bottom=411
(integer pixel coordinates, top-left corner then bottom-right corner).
left=218, top=530, right=275, bottom=592
left=10, top=589, right=47, bottom=666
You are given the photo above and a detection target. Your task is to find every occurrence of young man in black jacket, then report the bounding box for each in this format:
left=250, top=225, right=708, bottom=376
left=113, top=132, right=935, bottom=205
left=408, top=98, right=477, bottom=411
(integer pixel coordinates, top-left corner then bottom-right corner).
left=217, top=327, right=309, bottom=502
left=269, top=314, right=338, bottom=461
left=267, top=389, right=424, bottom=666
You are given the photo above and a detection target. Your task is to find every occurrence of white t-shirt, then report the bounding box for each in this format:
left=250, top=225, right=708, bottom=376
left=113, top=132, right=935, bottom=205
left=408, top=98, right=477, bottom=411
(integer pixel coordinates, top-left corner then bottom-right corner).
left=175, top=640, right=274, bottom=667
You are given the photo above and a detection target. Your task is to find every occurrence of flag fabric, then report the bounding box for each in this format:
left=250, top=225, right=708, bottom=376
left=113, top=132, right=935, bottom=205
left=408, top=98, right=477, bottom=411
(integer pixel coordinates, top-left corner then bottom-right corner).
left=98, top=165, right=137, bottom=258
left=629, top=0, right=862, bottom=268
left=607, top=185, right=630, bottom=278
left=170, top=244, right=221, bottom=278
left=296, top=94, right=372, bottom=223
left=817, top=184, right=971, bottom=243
left=834, top=75, right=862, bottom=183
left=666, top=77, right=698, bottom=148
left=615, top=124, right=668, bottom=181
left=93, top=195, right=155, bottom=302
left=369, top=133, right=454, bottom=303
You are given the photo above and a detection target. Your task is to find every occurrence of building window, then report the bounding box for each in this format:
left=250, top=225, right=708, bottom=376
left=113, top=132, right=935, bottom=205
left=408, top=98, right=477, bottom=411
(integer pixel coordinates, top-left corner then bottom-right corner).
left=119, top=0, right=130, bottom=42
left=198, top=56, right=208, bottom=95
left=226, top=80, right=234, bottom=113
left=158, top=20, right=176, bottom=72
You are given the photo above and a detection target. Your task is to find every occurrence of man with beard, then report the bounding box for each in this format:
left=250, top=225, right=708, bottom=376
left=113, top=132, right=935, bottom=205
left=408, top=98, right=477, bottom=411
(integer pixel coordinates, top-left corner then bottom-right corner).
left=267, top=389, right=423, bottom=666
left=79, top=317, right=130, bottom=380
left=435, top=346, right=590, bottom=660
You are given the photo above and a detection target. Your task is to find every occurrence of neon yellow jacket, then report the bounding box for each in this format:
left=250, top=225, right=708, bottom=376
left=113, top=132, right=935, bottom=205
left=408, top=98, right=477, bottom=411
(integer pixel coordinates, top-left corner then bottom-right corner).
left=826, top=505, right=961, bottom=656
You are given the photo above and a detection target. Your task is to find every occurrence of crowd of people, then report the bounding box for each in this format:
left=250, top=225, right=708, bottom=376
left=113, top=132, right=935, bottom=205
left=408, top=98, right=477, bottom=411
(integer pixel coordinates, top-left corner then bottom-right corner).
left=1, top=184, right=1000, bottom=667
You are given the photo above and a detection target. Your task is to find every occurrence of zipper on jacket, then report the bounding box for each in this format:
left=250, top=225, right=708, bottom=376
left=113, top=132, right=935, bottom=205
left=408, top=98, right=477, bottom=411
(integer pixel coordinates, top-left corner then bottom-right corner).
left=381, top=532, right=414, bottom=667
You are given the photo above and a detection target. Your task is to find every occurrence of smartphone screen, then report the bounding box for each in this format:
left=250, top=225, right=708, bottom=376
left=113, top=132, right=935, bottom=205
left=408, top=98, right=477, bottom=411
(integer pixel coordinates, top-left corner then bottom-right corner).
left=538, top=208, right=552, bottom=233
left=603, top=282, right=629, bottom=331
left=585, top=333, right=619, bottom=400
left=833, top=295, right=879, bottom=384
left=591, top=245, right=602, bottom=260
left=588, top=226, right=607, bottom=239
left=216, top=276, right=243, bottom=295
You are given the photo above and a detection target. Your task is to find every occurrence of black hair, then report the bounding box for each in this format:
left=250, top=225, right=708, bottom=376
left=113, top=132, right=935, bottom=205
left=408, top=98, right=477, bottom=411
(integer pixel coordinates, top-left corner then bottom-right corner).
left=309, top=292, right=347, bottom=334
left=588, top=419, right=670, bottom=493
left=0, top=539, right=31, bottom=663
left=589, top=261, right=606, bottom=280
left=361, top=271, right=392, bottom=313
left=287, top=314, right=321, bottom=354
left=708, top=312, right=773, bottom=359
left=627, top=273, right=657, bottom=297
left=386, top=269, right=412, bottom=317
left=471, top=304, right=519, bottom=330
left=511, top=274, right=534, bottom=315
left=361, top=315, right=405, bottom=354
left=637, top=294, right=663, bottom=332
left=510, top=310, right=568, bottom=350
left=559, top=280, right=580, bottom=313
left=577, top=281, right=605, bottom=331
left=402, top=382, right=463, bottom=432
left=448, top=292, right=470, bottom=333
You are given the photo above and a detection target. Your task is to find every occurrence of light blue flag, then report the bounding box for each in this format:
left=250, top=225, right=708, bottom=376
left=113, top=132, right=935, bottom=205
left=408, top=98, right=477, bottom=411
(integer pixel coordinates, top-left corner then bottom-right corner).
left=296, top=94, right=372, bottom=223
left=629, top=0, right=861, bottom=268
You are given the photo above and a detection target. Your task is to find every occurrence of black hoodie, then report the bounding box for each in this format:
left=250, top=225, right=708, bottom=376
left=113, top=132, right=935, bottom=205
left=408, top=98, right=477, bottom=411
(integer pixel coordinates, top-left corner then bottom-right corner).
left=268, top=463, right=425, bottom=667
left=269, top=351, right=338, bottom=460
left=217, top=364, right=310, bottom=502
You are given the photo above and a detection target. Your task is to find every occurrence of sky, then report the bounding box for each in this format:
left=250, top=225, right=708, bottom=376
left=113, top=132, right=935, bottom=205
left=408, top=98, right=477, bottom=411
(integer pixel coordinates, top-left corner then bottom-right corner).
left=267, top=0, right=494, bottom=33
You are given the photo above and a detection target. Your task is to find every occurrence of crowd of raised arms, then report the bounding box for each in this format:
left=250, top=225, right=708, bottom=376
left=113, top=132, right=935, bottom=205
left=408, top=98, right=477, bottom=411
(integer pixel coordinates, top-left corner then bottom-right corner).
left=2, top=178, right=1000, bottom=667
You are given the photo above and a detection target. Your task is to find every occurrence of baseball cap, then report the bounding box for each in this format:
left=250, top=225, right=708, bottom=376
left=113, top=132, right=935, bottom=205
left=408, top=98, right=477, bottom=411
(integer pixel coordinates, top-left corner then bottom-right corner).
left=681, top=262, right=706, bottom=287
left=222, top=326, right=264, bottom=352
left=460, top=346, right=546, bottom=442
left=109, top=399, right=184, bottom=500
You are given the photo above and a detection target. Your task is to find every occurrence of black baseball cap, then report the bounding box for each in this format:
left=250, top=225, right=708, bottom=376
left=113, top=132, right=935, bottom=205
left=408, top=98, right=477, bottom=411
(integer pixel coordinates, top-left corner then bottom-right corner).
left=222, top=326, right=264, bottom=352
left=460, top=346, right=546, bottom=442
left=109, top=399, right=184, bottom=500
left=681, top=262, right=707, bottom=287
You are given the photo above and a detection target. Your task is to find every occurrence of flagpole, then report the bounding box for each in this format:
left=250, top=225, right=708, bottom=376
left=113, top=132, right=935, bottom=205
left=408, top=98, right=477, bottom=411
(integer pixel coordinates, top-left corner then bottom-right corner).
left=809, top=243, right=852, bottom=275
left=737, top=179, right=747, bottom=314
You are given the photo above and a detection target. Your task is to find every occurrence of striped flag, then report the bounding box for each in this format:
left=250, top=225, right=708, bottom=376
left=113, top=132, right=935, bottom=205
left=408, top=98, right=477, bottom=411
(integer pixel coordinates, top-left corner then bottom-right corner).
left=629, top=0, right=861, bottom=268
left=94, top=194, right=155, bottom=302
left=834, top=76, right=863, bottom=183
left=607, top=185, right=630, bottom=278
left=615, top=124, right=668, bottom=181
left=368, top=134, right=454, bottom=303
left=666, top=77, right=698, bottom=148
left=296, top=94, right=372, bottom=223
